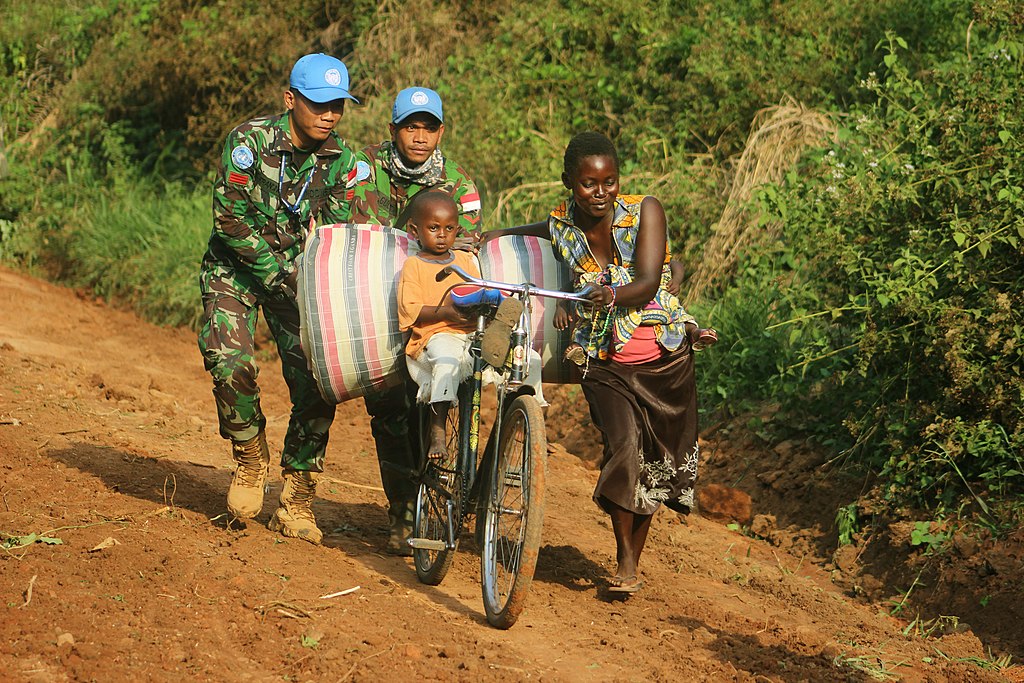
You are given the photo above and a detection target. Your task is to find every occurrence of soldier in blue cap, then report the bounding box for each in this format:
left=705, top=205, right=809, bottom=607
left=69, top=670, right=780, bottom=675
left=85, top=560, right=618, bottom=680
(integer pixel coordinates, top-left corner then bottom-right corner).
left=198, top=53, right=359, bottom=544
left=349, top=86, right=483, bottom=555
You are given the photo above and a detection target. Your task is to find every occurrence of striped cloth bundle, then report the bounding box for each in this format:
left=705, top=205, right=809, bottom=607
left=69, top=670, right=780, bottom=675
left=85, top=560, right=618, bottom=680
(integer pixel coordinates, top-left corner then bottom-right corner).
left=298, top=224, right=575, bottom=405
left=477, top=234, right=575, bottom=384
left=298, top=223, right=414, bottom=404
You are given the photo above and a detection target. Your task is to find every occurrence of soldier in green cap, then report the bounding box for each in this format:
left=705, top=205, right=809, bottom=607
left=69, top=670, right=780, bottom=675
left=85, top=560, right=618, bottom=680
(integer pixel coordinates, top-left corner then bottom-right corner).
left=198, top=53, right=359, bottom=545
left=348, top=86, right=482, bottom=555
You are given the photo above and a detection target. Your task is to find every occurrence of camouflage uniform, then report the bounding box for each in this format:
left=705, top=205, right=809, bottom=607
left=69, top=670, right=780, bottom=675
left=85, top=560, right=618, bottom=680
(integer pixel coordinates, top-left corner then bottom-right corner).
left=349, top=142, right=482, bottom=233
left=198, top=112, right=357, bottom=472
left=348, top=141, right=482, bottom=522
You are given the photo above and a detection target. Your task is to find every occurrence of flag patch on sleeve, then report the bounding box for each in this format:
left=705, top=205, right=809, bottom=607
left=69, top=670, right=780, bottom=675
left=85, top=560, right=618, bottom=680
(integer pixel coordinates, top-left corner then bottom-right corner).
left=345, top=166, right=358, bottom=189
left=460, top=192, right=481, bottom=213
left=228, top=171, right=249, bottom=186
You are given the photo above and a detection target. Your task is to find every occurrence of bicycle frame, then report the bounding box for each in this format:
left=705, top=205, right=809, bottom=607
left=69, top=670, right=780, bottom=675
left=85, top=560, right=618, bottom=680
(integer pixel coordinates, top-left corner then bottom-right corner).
left=410, top=264, right=592, bottom=626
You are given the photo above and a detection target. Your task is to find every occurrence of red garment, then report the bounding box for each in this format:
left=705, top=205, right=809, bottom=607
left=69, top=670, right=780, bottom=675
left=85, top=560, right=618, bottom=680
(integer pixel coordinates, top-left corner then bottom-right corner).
left=610, top=324, right=663, bottom=364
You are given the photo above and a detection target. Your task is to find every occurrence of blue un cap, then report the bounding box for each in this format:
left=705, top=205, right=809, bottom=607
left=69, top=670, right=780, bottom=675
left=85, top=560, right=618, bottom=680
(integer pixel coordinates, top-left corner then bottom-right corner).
left=392, top=87, right=443, bottom=124
left=289, top=53, right=359, bottom=104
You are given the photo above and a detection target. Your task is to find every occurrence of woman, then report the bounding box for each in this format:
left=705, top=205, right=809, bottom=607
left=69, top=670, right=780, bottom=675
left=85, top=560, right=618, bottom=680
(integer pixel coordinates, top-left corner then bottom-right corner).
left=485, top=131, right=716, bottom=594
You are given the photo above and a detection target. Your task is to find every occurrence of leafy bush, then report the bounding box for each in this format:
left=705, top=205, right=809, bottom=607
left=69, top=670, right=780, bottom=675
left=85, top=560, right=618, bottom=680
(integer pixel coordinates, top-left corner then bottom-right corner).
left=728, top=17, right=1023, bottom=519
left=3, top=0, right=1021, bottom=526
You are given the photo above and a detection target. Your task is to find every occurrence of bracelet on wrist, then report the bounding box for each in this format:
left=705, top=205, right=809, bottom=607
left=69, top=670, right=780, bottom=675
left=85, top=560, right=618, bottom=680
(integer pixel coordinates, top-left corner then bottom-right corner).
left=603, top=285, right=616, bottom=309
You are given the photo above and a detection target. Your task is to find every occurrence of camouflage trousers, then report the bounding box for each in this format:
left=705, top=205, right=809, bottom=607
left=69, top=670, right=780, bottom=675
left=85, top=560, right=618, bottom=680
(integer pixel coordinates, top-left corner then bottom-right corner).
left=363, top=376, right=421, bottom=518
left=198, top=290, right=335, bottom=472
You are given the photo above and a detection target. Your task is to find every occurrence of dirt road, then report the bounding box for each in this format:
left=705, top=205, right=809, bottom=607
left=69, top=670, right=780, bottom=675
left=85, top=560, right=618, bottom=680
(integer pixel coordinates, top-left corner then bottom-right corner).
left=0, top=266, right=1018, bottom=682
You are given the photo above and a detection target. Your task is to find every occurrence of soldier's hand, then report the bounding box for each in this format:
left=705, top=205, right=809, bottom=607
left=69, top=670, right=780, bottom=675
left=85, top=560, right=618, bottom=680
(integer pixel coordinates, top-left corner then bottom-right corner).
left=277, top=269, right=298, bottom=301
left=453, top=231, right=482, bottom=254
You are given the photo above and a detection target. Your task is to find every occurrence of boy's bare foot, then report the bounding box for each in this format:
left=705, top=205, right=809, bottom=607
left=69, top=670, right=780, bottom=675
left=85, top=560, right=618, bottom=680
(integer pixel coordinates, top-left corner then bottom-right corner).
left=427, top=404, right=448, bottom=461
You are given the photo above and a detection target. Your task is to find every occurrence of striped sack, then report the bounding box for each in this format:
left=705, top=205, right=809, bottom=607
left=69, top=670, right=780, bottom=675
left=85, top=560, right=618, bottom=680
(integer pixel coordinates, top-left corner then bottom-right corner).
left=299, top=228, right=577, bottom=405
left=298, top=223, right=416, bottom=404
left=478, top=234, right=575, bottom=384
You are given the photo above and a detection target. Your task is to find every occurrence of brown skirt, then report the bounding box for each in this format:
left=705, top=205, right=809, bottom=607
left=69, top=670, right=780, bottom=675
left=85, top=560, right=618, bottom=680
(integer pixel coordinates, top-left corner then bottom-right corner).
left=581, top=347, right=699, bottom=516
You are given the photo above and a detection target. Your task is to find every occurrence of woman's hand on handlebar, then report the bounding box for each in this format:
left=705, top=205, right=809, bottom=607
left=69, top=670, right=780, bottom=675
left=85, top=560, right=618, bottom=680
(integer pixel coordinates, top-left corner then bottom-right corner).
left=579, top=282, right=614, bottom=307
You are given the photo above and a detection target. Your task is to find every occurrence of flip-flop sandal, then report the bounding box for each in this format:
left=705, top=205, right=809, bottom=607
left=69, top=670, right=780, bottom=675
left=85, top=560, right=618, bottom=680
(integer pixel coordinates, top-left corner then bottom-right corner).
left=692, top=328, right=718, bottom=351
left=607, top=576, right=644, bottom=594
left=563, top=343, right=587, bottom=367
left=481, top=297, right=524, bottom=368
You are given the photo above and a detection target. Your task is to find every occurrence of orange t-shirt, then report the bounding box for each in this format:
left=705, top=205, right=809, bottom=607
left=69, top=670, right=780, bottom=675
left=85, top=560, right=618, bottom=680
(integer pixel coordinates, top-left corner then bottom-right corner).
left=397, top=250, right=481, bottom=359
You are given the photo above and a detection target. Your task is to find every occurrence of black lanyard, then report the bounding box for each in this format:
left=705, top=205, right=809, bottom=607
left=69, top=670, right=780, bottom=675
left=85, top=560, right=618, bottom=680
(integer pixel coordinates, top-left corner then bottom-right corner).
left=278, top=154, right=315, bottom=214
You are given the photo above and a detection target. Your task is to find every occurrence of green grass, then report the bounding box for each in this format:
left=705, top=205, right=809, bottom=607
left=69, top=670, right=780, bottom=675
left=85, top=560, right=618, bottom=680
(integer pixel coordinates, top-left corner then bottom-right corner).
left=65, top=178, right=208, bottom=328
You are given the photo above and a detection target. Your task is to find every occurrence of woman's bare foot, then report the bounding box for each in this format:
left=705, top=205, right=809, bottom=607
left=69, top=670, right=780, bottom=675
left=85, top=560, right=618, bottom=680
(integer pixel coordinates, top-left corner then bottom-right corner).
left=608, top=573, right=643, bottom=594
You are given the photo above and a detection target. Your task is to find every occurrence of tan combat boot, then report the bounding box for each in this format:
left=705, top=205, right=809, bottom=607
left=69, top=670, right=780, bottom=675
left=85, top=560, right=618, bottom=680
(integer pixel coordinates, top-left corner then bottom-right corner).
left=227, top=432, right=270, bottom=518
left=268, top=470, right=322, bottom=544
left=386, top=500, right=415, bottom=556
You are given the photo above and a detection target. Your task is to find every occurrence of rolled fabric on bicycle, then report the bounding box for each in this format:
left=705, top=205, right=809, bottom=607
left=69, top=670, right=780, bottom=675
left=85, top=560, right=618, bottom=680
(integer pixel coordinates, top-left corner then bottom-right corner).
left=477, top=234, right=575, bottom=384
left=298, top=223, right=418, bottom=404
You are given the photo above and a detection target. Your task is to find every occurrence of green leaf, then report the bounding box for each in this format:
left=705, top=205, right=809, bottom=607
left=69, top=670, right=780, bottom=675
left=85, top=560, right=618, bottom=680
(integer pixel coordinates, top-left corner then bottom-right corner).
left=953, top=232, right=967, bottom=246
left=998, top=130, right=1012, bottom=144
left=978, top=241, right=991, bottom=258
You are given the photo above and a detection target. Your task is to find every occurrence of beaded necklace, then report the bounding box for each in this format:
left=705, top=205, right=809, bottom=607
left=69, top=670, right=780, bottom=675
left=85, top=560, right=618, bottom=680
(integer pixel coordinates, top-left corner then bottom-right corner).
left=580, top=281, right=616, bottom=378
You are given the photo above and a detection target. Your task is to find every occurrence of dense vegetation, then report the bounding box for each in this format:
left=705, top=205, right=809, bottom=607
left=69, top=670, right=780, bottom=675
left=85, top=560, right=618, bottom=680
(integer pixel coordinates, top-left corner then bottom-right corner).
left=1, top=0, right=1020, bottom=530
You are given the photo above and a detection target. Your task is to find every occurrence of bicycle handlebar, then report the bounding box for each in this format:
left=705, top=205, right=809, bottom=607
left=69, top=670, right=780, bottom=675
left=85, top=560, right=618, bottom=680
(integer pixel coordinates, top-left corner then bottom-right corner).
left=438, top=264, right=594, bottom=304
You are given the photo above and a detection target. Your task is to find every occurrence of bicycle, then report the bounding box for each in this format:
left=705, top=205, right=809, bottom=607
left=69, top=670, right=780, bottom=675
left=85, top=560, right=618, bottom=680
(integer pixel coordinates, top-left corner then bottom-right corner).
left=406, top=264, right=591, bottom=629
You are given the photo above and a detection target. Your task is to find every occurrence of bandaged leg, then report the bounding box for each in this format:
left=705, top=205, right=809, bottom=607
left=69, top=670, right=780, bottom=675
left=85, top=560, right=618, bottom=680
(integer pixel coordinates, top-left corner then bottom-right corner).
left=407, top=333, right=472, bottom=405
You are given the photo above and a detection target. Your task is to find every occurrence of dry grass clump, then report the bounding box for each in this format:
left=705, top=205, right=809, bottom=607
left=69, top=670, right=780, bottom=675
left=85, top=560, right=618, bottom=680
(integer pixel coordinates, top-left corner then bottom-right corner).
left=686, top=97, right=836, bottom=303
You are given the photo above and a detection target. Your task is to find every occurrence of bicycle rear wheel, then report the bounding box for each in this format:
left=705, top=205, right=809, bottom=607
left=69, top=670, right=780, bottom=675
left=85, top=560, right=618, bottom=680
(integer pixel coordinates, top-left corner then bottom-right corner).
left=413, top=400, right=463, bottom=585
left=480, top=394, right=547, bottom=629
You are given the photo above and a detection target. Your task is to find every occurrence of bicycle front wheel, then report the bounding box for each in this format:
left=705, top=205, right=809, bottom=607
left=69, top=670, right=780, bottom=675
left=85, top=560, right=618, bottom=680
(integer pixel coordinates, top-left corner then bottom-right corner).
left=413, top=401, right=463, bottom=586
left=480, top=394, right=547, bottom=629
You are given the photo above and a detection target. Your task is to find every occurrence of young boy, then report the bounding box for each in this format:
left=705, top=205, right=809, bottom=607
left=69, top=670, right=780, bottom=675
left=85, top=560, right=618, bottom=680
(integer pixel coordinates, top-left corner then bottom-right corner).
left=397, top=192, right=480, bottom=458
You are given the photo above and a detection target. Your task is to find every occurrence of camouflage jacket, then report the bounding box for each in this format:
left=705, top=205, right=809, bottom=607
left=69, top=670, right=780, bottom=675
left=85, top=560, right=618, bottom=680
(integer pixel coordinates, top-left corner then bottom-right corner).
left=200, top=112, right=357, bottom=303
left=348, top=142, right=481, bottom=233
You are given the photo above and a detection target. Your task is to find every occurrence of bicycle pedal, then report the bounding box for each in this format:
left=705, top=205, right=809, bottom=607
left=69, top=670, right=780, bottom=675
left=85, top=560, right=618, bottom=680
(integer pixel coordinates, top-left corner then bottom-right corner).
left=407, top=537, right=447, bottom=551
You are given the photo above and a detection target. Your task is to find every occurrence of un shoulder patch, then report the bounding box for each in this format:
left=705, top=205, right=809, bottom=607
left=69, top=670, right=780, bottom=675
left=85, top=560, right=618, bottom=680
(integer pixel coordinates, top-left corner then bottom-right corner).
left=231, top=145, right=255, bottom=170
left=355, top=160, right=371, bottom=182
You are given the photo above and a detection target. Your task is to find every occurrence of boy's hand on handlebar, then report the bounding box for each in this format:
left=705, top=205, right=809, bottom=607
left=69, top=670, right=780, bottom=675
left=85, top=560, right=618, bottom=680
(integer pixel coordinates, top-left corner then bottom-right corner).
left=443, top=301, right=474, bottom=322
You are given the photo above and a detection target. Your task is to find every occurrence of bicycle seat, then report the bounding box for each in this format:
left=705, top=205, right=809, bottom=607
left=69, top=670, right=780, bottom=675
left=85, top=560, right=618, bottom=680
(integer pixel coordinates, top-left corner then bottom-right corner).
left=451, top=285, right=504, bottom=314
